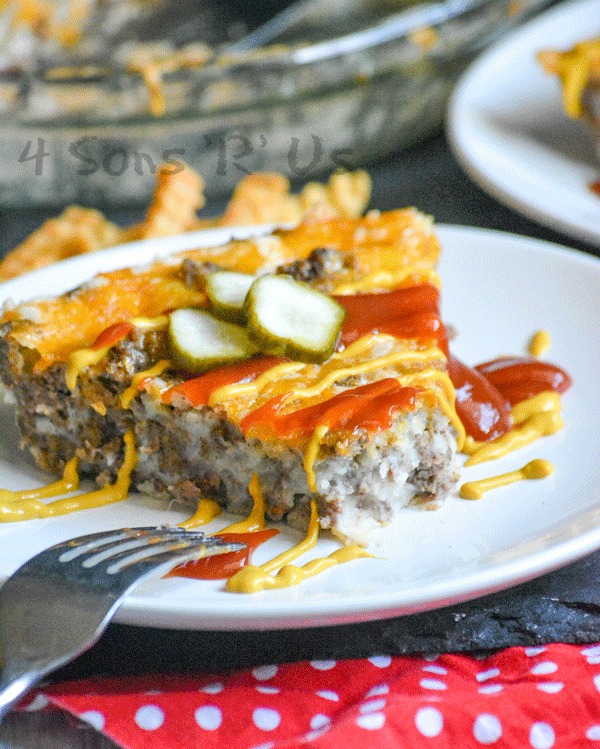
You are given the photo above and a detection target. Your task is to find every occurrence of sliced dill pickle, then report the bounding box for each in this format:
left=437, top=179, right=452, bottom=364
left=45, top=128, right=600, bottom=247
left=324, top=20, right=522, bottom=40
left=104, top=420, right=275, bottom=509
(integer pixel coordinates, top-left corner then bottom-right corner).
left=205, top=271, right=256, bottom=324
left=244, top=274, right=346, bottom=364
left=168, top=308, right=257, bottom=374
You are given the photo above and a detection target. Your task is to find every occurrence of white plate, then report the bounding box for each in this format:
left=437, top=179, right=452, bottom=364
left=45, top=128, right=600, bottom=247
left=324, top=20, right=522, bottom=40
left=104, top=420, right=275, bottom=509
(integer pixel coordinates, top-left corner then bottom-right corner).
left=447, top=0, right=600, bottom=247
left=0, top=225, right=598, bottom=631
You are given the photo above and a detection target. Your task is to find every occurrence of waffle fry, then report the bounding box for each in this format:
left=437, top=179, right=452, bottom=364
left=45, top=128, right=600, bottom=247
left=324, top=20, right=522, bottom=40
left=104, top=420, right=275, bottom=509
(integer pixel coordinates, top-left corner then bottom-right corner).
left=212, top=170, right=371, bottom=228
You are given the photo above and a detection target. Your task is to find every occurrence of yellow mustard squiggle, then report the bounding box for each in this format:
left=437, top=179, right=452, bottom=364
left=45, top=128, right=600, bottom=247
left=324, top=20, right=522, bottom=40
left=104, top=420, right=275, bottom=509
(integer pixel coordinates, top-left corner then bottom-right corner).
left=0, top=431, right=136, bottom=522
left=179, top=499, right=222, bottom=529
left=219, top=474, right=267, bottom=533
left=465, top=412, right=563, bottom=467
left=460, top=459, right=554, bottom=500
left=120, top=359, right=171, bottom=409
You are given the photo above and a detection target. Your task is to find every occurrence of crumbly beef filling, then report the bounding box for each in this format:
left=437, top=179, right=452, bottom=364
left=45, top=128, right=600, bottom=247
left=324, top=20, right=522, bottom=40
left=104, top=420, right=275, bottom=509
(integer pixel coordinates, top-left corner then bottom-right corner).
left=0, top=324, right=458, bottom=540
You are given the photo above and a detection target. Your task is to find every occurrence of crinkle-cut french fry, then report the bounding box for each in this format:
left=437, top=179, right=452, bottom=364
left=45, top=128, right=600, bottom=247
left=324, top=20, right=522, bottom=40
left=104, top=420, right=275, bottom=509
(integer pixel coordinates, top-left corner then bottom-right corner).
left=208, top=170, right=371, bottom=229
left=0, top=165, right=371, bottom=282
left=215, top=173, right=301, bottom=227
left=300, top=171, right=371, bottom=221
left=0, top=206, right=122, bottom=281
left=127, top=162, right=206, bottom=240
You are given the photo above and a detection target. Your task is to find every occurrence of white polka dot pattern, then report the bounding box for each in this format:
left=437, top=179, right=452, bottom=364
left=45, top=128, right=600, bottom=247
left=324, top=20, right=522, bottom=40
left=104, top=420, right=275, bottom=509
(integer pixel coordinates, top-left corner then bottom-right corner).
left=134, top=705, right=165, bottom=731
left=587, top=726, right=600, bottom=741
left=529, top=722, right=555, bottom=749
left=473, top=713, right=502, bottom=744
left=195, top=706, right=222, bottom=731
left=356, top=712, right=386, bottom=730
left=24, top=694, right=49, bottom=712
left=420, top=678, right=447, bottom=690
left=310, top=660, right=336, bottom=671
left=310, top=714, right=331, bottom=730
left=536, top=682, right=563, bottom=694
left=255, top=686, right=280, bottom=695
left=423, top=664, right=447, bottom=675
left=415, top=707, right=444, bottom=737
left=525, top=647, right=547, bottom=657
left=478, top=685, right=503, bottom=695
left=368, top=655, right=392, bottom=668
left=366, top=684, right=390, bottom=697
left=530, top=662, right=558, bottom=676
left=315, top=690, right=339, bottom=701
left=79, top=710, right=105, bottom=731
left=200, top=682, right=224, bottom=694
left=477, top=668, right=500, bottom=682
left=35, top=642, right=600, bottom=748
left=252, top=665, right=278, bottom=681
left=359, top=699, right=386, bottom=714
left=253, top=708, right=281, bottom=731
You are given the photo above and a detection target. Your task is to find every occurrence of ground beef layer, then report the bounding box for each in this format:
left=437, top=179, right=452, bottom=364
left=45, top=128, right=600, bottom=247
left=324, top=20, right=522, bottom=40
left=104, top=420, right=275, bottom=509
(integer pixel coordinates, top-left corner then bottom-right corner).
left=0, top=325, right=459, bottom=543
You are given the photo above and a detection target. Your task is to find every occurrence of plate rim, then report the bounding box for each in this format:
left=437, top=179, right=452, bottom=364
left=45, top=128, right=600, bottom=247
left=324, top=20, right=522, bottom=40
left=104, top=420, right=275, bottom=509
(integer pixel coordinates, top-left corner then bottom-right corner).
left=446, top=0, right=600, bottom=248
left=0, top=223, right=599, bottom=631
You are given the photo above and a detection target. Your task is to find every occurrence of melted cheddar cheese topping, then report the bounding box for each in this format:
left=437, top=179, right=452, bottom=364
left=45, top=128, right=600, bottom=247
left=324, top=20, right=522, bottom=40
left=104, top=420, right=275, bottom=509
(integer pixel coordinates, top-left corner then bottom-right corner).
left=1, top=210, right=439, bottom=368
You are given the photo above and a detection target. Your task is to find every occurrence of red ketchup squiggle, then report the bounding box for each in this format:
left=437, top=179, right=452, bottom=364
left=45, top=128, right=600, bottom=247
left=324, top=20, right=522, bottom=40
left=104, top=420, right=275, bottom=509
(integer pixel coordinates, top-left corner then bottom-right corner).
left=475, top=356, right=572, bottom=406
left=167, top=529, right=280, bottom=580
left=448, top=356, right=512, bottom=442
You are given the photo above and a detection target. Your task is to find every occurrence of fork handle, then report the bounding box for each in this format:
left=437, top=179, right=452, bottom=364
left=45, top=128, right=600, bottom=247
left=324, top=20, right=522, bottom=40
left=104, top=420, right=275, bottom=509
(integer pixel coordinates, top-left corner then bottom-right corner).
left=0, top=670, right=41, bottom=721
left=0, top=587, right=118, bottom=722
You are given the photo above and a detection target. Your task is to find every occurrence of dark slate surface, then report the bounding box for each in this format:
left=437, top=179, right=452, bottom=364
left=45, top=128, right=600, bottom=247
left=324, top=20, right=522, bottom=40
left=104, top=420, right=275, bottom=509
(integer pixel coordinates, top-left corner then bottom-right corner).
left=1, top=134, right=599, bottom=677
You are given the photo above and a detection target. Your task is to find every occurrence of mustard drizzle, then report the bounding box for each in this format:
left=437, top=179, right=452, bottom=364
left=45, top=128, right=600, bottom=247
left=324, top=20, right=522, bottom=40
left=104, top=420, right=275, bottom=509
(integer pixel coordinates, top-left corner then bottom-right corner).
left=65, top=315, right=169, bottom=391
left=528, top=330, right=551, bottom=358
left=219, top=474, right=267, bottom=533
left=465, top=411, right=563, bottom=467
left=203, top=333, right=464, bottom=479
left=225, top=498, right=373, bottom=593
left=178, top=499, right=222, bottom=529
left=460, top=459, right=554, bottom=500
left=208, top=362, right=306, bottom=406
left=120, top=359, right=171, bottom=409
left=66, top=345, right=111, bottom=391
left=0, top=432, right=136, bottom=522
left=304, top=425, right=329, bottom=493
left=461, top=391, right=563, bottom=459
left=511, top=391, right=561, bottom=425
left=0, top=457, right=79, bottom=505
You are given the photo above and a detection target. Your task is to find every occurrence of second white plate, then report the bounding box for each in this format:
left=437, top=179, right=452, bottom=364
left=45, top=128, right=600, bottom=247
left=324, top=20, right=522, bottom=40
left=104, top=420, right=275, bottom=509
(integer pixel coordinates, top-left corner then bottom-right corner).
left=447, top=0, right=600, bottom=247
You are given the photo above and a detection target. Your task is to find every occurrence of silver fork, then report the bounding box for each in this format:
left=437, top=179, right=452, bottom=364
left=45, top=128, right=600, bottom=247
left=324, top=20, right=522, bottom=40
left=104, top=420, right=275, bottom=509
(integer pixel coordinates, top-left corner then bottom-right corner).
left=0, top=526, right=244, bottom=721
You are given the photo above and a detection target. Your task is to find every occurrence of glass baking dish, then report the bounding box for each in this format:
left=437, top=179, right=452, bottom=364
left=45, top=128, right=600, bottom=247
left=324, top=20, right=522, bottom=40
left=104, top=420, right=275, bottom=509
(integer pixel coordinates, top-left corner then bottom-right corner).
left=0, top=0, right=553, bottom=207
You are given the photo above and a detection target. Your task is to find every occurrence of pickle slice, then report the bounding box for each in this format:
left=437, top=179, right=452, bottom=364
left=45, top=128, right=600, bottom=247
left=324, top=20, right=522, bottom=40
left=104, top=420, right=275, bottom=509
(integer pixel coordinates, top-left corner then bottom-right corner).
left=244, top=274, right=346, bottom=363
left=205, top=271, right=256, bottom=324
left=168, top=308, right=257, bottom=374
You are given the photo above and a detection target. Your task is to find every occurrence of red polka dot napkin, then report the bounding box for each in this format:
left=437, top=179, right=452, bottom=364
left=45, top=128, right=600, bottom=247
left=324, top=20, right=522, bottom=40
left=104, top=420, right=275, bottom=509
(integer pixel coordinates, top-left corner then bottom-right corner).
left=22, top=643, right=600, bottom=748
